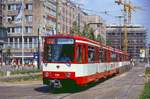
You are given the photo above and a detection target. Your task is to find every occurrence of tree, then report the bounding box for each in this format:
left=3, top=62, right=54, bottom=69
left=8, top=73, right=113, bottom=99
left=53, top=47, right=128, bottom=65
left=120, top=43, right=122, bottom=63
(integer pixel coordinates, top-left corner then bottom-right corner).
left=96, top=34, right=105, bottom=43
left=70, top=21, right=78, bottom=36
left=107, top=40, right=112, bottom=46
left=88, top=28, right=95, bottom=40
left=82, top=23, right=89, bottom=37
left=82, top=24, right=95, bottom=40
left=70, top=22, right=95, bottom=40
left=96, top=34, right=102, bottom=42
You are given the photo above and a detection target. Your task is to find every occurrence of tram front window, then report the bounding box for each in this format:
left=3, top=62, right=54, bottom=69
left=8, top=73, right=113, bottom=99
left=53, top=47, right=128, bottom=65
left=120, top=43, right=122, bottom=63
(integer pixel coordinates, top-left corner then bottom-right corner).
left=47, top=44, right=74, bottom=62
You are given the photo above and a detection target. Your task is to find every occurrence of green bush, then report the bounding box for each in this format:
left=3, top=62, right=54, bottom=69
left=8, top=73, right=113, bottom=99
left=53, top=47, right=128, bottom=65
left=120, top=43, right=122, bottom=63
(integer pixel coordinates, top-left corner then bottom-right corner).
left=0, top=71, right=5, bottom=76
left=4, top=75, right=42, bottom=82
left=17, top=75, right=42, bottom=81
left=11, top=69, right=41, bottom=75
left=145, top=67, right=150, bottom=74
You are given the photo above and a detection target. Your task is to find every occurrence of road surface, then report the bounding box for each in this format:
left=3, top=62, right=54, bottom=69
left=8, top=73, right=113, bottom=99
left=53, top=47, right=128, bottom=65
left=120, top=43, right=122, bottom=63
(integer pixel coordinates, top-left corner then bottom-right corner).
left=0, top=63, right=145, bottom=99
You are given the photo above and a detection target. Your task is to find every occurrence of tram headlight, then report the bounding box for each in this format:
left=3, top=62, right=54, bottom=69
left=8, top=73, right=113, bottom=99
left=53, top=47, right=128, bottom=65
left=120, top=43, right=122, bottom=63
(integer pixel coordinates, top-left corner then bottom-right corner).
left=45, top=72, right=49, bottom=77
left=65, top=72, right=71, bottom=78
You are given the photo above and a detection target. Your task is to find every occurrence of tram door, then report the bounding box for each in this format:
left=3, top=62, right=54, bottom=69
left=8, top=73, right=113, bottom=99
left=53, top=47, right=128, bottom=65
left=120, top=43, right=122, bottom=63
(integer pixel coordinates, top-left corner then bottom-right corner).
left=76, top=44, right=86, bottom=63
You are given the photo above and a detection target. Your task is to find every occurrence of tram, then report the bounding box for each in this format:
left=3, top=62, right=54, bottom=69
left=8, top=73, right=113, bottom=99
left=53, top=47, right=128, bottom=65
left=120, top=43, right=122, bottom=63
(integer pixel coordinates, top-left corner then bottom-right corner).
left=42, top=35, right=130, bottom=88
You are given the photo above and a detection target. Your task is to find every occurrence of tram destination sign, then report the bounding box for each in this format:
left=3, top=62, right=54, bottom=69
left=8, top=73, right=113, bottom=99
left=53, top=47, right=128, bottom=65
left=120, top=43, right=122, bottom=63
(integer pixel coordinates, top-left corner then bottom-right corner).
left=47, top=38, right=74, bottom=44
left=57, top=38, right=74, bottom=44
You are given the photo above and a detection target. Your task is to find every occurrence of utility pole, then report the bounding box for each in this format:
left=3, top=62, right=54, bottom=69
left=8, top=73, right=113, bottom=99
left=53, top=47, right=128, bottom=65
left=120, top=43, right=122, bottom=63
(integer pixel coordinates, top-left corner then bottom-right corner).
left=123, top=0, right=128, bottom=51
left=21, top=0, right=25, bottom=66
left=116, top=15, right=124, bottom=50
left=56, top=0, right=59, bottom=34
left=37, top=27, right=40, bottom=69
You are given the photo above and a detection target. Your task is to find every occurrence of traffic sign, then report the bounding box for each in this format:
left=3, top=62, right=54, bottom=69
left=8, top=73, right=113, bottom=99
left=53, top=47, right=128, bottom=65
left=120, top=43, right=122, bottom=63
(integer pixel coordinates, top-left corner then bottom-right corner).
left=33, top=52, right=39, bottom=60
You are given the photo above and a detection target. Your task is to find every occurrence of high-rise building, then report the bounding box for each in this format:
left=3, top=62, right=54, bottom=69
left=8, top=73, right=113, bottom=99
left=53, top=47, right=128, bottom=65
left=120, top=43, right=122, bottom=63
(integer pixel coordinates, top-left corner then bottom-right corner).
left=106, top=25, right=147, bottom=60
left=2, top=0, right=56, bottom=65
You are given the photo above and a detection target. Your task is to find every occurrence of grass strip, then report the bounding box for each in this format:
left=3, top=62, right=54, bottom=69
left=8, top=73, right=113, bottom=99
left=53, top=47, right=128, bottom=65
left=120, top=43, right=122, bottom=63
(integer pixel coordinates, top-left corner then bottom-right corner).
left=11, top=69, right=41, bottom=75
left=2, top=75, right=42, bottom=82
left=139, top=81, right=150, bottom=99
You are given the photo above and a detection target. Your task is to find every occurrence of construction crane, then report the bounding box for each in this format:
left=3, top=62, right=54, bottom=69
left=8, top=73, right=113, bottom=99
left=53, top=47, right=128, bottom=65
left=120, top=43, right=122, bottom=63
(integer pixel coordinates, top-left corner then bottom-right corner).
left=115, top=0, right=142, bottom=51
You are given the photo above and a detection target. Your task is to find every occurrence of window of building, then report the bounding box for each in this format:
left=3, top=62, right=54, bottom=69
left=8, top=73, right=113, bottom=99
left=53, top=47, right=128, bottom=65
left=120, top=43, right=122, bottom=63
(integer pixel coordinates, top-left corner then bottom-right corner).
left=26, top=15, right=32, bottom=22
left=12, top=27, right=15, bottom=33
left=12, top=16, right=15, bottom=21
left=24, top=37, right=27, bottom=43
left=15, top=27, right=22, bottom=33
left=25, top=27, right=32, bottom=33
left=8, top=4, right=17, bottom=11
left=8, top=5, right=11, bottom=10
left=8, top=28, right=10, bottom=33
left=29, top=37, right=32, bottom=42
left=0, top=16, right=2, bottom=23
left=112, top=33, right=115, bottom=35
left=10, top=38, right=13, bottom=42
left=26, top=4, right=32, bottom=10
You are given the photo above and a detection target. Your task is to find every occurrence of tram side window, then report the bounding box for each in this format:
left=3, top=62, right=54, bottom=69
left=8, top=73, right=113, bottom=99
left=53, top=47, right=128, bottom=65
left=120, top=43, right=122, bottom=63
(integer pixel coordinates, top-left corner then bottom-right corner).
left=116, top=54, right=119, bottom=61
left=120, top=55, right=123, bottom=61
left=76, top=45, right=82, bottom=63
left=95, top=47, right=99, bottom=62
left=111, top=52, right=117, bottom=62
left=44, top=44, right=48, bottom=61
left=119, top=55, right=122, bottom=61
left=100, top=48, right=104, bottom=62
left=104, top=49, right=107, bottom=62
left=47, top=45, right=52, bottom=61
left=88, top=46, right=95, bottom=63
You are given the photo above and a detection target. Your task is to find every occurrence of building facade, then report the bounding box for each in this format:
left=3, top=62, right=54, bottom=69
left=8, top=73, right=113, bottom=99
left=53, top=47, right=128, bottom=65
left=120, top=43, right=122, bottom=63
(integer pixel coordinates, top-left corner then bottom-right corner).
left=2, top=0, right=106, bottom=65
left=0, top=0, right=8, bottom=65
left=58, top=0, right=87, bottom=34
left=85, top=15, right=106, bottom=44
left=2, top=0, right=56, bottom=65
left=58, top=0, right=106, bottom=44
left=106, top=25, right=147, bottom=60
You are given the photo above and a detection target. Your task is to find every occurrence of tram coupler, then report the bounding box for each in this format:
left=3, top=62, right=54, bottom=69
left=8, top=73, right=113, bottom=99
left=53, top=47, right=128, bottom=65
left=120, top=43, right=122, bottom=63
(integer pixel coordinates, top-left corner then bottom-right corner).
left=49, top=79, right=62, bottom=88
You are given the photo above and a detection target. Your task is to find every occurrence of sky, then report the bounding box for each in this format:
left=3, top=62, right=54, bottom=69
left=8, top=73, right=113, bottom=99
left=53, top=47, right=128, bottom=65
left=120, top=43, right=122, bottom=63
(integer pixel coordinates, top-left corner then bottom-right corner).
left=74, top=0, right=150, bottom=43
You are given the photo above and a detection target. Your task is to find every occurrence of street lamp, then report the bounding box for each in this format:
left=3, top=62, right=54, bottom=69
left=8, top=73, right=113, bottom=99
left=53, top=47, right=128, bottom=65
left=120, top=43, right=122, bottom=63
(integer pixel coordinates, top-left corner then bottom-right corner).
left=37, top=27, right=41, bottom=69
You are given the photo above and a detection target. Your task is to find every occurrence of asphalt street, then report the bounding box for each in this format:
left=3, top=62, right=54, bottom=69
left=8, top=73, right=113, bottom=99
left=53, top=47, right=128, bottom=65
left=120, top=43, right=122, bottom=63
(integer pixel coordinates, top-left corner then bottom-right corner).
left=0, top=63, right=145, bottom=99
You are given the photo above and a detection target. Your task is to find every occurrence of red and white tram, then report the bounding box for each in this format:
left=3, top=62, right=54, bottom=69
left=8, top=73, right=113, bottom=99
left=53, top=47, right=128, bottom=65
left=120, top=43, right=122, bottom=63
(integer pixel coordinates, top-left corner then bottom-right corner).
left=42, top=35, right=130, bottom=88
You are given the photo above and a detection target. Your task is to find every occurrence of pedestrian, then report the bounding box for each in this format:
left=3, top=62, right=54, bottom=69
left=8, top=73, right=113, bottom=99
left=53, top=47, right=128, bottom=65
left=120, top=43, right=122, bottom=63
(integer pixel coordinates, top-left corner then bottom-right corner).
left=130, top=58, right=135, bottom=67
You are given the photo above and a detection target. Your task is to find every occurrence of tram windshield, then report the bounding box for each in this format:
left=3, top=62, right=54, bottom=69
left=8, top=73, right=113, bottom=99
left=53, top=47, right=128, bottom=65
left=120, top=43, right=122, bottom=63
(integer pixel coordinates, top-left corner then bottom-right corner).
left=45, top=38, right=74, bottom=63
